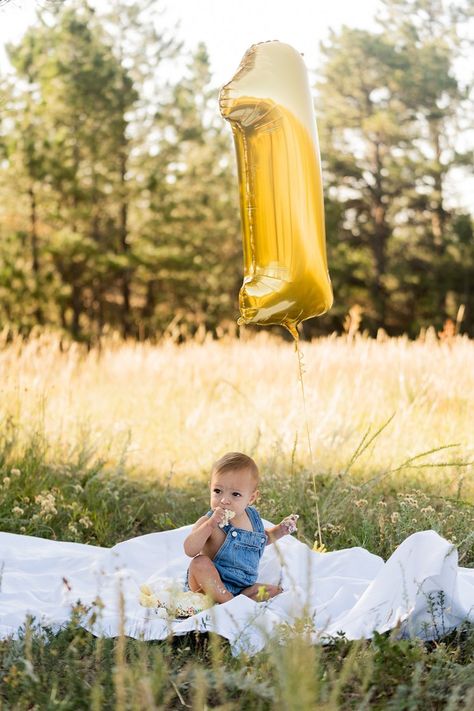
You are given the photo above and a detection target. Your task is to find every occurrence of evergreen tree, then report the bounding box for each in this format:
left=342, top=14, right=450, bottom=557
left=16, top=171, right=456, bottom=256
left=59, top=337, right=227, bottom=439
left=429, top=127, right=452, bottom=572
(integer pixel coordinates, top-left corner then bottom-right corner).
left=377, top=0, right=474, bottom=331
left=97, top=0, right=181, bottom=337
left=137, top=43, right=240, bottom=337
left=5, top=1, right=139, bottom=339
left=318, top=28, right=414, bottom=331
left=318, top=0, right=473, bottom=334
left=0, top=49, right=59, bottom=332
left=1, top=0, right=471, bottom=339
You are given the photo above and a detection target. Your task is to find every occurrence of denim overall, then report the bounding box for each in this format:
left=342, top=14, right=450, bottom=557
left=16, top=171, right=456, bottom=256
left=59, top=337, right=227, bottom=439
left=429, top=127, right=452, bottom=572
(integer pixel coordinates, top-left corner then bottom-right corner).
left=184, top=506, right=267, bottom=595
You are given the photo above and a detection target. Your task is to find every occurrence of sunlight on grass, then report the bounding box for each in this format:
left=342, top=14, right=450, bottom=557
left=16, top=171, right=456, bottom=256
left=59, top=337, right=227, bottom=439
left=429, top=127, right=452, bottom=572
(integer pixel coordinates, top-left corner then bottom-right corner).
left=0, top=329, right=472, bottom=495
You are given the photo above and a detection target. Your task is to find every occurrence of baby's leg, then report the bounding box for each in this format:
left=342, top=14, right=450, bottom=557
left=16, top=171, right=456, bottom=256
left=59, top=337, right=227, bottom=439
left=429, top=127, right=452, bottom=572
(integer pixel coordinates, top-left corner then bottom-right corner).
left=188, top=555, right=234, bottom=603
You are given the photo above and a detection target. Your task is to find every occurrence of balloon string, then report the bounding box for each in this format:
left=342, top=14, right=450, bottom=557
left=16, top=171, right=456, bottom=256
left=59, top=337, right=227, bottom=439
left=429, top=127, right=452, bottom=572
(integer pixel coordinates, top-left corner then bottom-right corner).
left=295, top=336, right=323, bottom=548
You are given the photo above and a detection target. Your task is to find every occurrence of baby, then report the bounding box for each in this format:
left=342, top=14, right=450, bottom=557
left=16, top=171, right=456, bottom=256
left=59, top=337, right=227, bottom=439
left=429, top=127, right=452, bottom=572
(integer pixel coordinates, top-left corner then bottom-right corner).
left=183, top=451, right=299, bottom=603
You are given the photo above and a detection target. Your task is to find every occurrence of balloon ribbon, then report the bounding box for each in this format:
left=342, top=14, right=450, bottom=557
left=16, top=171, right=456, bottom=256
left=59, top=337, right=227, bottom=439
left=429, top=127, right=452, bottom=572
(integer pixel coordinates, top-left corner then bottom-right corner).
left=295, top=335, right=324, bottom=548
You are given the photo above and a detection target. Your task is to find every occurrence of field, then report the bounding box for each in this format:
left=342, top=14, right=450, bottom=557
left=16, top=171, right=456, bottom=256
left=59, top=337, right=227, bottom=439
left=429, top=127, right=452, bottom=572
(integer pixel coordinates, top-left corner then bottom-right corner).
left=1, top=330, right=474, bottom=709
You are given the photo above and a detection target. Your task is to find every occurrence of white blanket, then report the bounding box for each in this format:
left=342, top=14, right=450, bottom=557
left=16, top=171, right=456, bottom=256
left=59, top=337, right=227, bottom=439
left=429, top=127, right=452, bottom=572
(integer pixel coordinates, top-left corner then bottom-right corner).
left=1, top=524, right=473, bottom=656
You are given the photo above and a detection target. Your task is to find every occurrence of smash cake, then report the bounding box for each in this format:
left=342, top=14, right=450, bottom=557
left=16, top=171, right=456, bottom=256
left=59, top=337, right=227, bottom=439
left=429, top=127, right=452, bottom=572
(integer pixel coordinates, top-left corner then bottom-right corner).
left=219, top=508, right=236, bottom=528
left=139, top=584, right=213, bottom=618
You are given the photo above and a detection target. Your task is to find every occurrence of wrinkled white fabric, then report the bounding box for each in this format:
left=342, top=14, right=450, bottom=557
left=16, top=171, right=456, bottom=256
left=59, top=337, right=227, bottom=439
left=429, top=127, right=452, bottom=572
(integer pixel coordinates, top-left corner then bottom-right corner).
left=1, top=525, right=473, bottom=656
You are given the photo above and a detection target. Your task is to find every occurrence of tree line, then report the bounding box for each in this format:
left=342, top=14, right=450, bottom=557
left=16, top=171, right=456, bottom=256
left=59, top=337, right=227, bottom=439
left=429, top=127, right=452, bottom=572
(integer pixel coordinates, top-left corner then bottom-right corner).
left=0, top=0, right=472, bottom=343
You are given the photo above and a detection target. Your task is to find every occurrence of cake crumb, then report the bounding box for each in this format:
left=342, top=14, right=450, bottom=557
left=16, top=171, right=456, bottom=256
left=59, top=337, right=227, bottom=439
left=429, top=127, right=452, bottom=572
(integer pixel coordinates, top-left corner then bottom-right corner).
left=219, top=509, right=236, bottom=528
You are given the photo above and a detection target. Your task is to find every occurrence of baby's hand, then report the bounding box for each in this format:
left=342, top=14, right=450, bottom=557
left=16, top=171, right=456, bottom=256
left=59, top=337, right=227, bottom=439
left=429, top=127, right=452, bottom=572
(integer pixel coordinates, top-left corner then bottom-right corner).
left=280, top=513, right=299, bottom=535
left=209, top=507, right=235, bottom=529
left=219, top=508, right=236, bottom=528
left=209, top=507, right=226, bottom=529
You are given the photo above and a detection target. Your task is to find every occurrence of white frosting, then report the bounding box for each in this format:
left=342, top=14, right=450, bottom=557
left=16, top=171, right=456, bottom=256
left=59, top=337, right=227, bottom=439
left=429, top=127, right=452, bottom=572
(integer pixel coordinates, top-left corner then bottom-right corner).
left=219, top=509, right=236, bottom=528
left=282, top=513, right=299, bottom=534
left=139, top=585, right=213, bottom=617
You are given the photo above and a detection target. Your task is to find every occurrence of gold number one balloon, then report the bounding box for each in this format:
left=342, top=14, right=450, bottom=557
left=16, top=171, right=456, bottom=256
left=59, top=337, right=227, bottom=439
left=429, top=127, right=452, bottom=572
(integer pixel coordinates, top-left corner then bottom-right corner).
left=219, top=41, right=333, bottom=339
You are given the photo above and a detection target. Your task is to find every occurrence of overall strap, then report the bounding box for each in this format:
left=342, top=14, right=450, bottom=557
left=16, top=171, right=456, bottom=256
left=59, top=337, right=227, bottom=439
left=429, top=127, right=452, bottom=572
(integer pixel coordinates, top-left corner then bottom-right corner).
left=246, top=506, right=264, bottom=533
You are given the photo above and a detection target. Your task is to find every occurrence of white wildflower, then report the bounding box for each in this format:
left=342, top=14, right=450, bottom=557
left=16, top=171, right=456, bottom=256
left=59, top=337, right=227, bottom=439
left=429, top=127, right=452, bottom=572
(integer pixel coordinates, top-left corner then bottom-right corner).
left=34, top=492, right=57, bottom=516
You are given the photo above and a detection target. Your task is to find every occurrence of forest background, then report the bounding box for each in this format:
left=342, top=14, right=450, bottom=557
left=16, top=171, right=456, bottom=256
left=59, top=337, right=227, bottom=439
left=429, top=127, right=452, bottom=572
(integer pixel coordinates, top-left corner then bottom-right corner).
left=0, top=0, right=473, bottom=343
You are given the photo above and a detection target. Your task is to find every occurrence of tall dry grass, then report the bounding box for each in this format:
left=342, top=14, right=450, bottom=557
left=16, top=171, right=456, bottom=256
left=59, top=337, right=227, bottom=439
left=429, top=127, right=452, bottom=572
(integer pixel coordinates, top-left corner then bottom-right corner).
left=0, top=328, right=472, bottom=495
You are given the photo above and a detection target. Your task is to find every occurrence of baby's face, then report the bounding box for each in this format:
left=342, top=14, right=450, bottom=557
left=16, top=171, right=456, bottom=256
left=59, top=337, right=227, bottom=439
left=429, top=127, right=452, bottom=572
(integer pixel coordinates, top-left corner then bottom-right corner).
left=210, top=468, right=258, bottom=518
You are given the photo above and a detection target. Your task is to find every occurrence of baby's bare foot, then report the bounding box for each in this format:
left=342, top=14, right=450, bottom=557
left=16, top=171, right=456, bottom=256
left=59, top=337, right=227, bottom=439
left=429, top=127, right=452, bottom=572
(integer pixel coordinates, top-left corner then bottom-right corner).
left=241, top=583, right=283, bottom=601
left=257, top=584, right=283, bottom=600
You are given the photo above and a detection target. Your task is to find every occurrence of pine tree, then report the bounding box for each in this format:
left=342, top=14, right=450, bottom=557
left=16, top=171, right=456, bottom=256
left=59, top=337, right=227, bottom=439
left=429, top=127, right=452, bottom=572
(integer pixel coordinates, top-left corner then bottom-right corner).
left=317, top=0, right=474, bottom=334
left=318, top=28, right=414, bottom=331
left=96, top=0, right=181, bottom=337
left=5, top=2, right=139, bottom=339
left=377, top=0, right=474, bottom=331
left=137, top=43, right=240, bottom=337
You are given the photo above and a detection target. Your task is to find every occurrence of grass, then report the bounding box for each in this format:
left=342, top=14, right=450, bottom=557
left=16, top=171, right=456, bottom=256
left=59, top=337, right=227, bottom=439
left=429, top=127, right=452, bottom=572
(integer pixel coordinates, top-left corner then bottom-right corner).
left=0, top=329, right=473, bottom=708
left=1, top=328, right=473, bottom=490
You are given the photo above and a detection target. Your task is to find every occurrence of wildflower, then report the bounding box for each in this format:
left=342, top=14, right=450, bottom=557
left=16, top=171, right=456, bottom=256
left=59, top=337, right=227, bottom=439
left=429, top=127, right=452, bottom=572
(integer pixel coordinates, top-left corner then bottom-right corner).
left=355, top=499, right=368, bottom=508
left=421, top=506, right=435, bottom=515
left=20, top=526, right=26, bottom=533
left=321, top=523, right=344, bottom=535
left=78, top=516, right=93, bottom=529
left=34, top=492, right=57, bottom=517
left=73, top=484, right=83, bottom=493
left=378, top=500, right=387, bottom=507
left=2, top=477, right=11, bottom=488
left=12, top=506, right=24, bottom=516
left=391, top=511, right=400, bottom=523
left=10, top=469, right=21, bottom=477
left=68, top=523, right=79, bottom=535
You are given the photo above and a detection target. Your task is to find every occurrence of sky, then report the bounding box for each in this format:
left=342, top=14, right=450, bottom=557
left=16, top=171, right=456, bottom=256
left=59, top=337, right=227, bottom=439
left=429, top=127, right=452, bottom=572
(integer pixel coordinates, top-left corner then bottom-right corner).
left=0, top=0, right=472, bottom=211
left=157, top=0, right=381, bottom=87
left=0, top=0, right=381, bottom=82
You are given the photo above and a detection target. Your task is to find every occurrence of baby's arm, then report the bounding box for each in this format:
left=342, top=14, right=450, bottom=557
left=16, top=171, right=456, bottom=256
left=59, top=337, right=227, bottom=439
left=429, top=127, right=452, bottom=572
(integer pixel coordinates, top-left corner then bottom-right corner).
left=265, top=514, right=299, bottom=545
left=183, top=508, right=225, bottom=557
